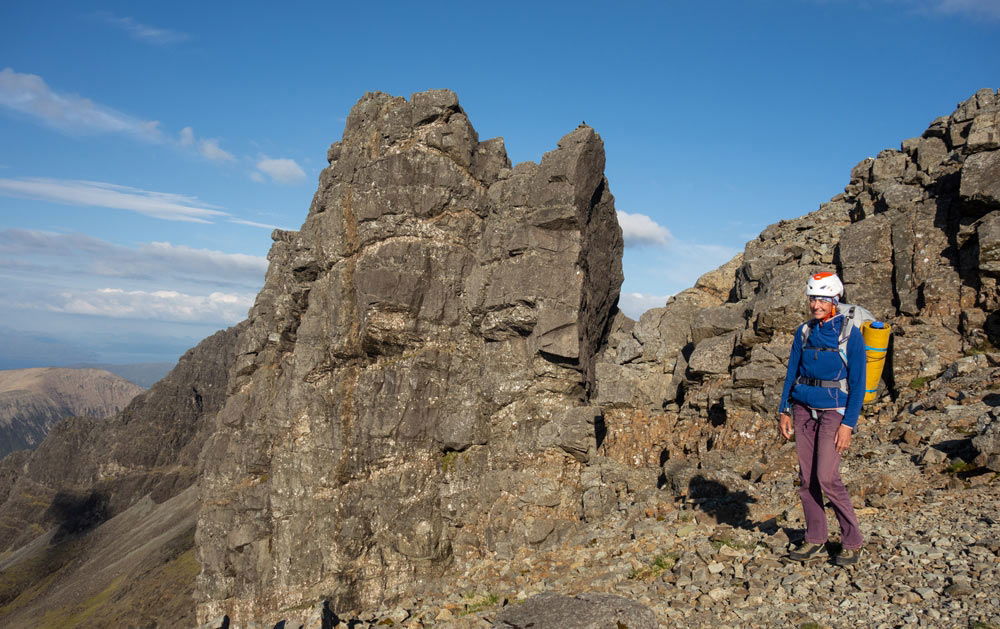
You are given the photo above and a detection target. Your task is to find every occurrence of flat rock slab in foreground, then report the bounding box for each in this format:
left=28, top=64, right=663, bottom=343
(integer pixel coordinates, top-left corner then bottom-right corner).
left=494, top=592, right=657, bottom=629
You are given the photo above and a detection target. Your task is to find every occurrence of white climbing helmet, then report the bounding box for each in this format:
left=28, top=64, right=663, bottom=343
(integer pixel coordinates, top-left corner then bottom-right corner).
left=806, top=271, right=844, bottom=298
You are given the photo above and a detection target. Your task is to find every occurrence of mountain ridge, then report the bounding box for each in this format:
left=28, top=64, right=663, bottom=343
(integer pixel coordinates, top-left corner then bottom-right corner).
left=0, top=88, right=996, bottom=628
left=0, top=367, right=144, bottom=459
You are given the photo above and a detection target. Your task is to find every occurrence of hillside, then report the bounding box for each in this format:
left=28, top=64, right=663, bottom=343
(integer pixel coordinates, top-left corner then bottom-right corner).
left=0, top=368, right=144, bottom=459
left=68, top=363, right=175, bottom=389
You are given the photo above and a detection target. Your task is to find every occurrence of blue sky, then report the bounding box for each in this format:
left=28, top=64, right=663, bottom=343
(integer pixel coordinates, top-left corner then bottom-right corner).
left=1, top=0, right=997, bottom=367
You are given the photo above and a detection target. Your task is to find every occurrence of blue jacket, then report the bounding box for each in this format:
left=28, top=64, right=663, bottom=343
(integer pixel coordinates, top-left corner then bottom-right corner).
left=777, top=314, right=865, bottom=429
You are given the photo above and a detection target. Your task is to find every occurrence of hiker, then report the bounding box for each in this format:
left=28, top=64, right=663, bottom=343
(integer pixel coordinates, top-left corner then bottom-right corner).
left=777, top=271, right=865, bottom=566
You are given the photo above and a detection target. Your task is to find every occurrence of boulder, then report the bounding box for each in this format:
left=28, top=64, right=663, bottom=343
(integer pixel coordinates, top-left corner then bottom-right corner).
left=979, top=213, right=1000, bottom=276
left=972, top=412, right=1000, bottom=472
left=688, top=333, right=737, bottom=376
left=961, top=150, right=1000, bottom=208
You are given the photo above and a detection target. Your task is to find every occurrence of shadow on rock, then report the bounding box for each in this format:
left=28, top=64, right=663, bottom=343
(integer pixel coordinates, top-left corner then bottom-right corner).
left=687, top=475, right=756, bottom=529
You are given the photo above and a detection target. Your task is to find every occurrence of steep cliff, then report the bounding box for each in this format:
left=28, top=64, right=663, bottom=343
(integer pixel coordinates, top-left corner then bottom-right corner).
left=195, top=90, right=623, bottom=624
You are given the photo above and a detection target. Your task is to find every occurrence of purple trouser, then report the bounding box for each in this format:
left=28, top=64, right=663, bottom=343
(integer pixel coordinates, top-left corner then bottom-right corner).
left=792, top=403, right=863, bottom=549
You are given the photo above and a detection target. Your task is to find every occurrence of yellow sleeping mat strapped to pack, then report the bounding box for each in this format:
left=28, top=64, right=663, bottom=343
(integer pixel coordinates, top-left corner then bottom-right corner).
left=861, top=321, right=891, bottom=404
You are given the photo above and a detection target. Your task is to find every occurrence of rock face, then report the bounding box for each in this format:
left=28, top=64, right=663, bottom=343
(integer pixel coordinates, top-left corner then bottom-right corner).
left=0, top=367, right=143, bottom=459
left=593, top=88, right=1000, bottom=485
left=195, top=90, right=623, bottom=624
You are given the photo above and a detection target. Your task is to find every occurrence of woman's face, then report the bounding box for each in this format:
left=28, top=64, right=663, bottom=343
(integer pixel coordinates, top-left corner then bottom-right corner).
left=808, top=297, right=835, bottom=320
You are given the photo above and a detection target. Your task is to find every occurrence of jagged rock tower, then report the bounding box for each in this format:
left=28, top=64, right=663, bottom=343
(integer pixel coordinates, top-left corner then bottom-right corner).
left=195, top=91, right=623, bottom=624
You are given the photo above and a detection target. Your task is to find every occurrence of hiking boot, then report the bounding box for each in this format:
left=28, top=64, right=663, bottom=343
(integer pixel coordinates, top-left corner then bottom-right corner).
left=786, top=541, right=825, bottom=562
left=834, top=548, right=861, bottom=566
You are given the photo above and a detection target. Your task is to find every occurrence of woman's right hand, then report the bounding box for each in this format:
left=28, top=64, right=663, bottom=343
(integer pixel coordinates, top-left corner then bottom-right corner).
left=779, top=413, right=793, bottom=440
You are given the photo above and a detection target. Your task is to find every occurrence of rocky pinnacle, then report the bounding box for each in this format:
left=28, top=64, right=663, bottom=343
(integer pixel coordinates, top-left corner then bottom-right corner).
left=195, top=90, right=623, bottom=624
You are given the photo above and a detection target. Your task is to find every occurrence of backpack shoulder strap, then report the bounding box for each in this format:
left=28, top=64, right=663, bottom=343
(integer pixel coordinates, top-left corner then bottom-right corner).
left=839, top=306, right=855, bottom=346
left=799, top=321, right=812, bottom=346
left=831, top=308, right=856, bottom=366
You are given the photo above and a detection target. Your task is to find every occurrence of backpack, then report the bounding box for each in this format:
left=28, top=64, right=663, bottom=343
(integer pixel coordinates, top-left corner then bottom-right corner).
left=800, top=303, right=875, bottom=361
left=798, top=303, right=876, bottom=395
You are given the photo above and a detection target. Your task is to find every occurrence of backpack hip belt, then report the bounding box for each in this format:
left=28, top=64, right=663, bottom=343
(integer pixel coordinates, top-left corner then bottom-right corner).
left=796, top=376, right=847, bottom=388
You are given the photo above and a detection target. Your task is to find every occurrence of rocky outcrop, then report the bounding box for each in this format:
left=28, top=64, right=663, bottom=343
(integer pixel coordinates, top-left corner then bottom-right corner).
left=195, top=90, right=623, bottom=625
left=0, top=367, right=144, bottom=459
left=593, top=88, right=1000, bottom=487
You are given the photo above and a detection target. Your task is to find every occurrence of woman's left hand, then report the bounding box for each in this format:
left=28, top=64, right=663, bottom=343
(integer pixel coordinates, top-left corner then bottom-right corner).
left=835, top=424, right=853, bottom=453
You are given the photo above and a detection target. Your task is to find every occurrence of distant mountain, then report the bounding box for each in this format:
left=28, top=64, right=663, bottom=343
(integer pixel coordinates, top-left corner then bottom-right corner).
left=0, top=368, right=144, bottom=459
left=67, top=362, right=175, bottom=388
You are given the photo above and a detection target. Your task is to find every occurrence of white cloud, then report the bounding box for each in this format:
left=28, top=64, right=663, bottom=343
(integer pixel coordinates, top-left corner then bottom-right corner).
left=616, top=210, right=673, bottom=247
left=1, top=69, right=240, bottom=166
left=228, top=218, right=280, bottom=230
left=0, top=229, right=268, bottom=287
left=250, top=172, right=265, bottom=183
left=618, top=292, right=670, bottom=319
left=98, top=13, right=190, bottom=45
left=199, top=138, right=235, bottom=161
left=51, top=288, right=252, bottom=324
left=139, top=241, right=267, bottom=276
left=0, top=177, right=228, bottom=223
left=256, top=157, right=307, bottom=184
left=177, top=126, right=235, bottom=161
left=0, top=67, right=162, bottom=140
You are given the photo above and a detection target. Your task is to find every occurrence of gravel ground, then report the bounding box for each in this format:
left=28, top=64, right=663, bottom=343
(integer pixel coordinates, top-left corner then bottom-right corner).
left=330, top=361, right=1000, bottom=629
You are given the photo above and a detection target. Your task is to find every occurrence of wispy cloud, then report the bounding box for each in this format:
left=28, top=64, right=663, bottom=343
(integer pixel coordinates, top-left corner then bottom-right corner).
left=179, top=126, right=235, bottom=161
left=0, top=229, right=268, bottom=288
left=930, top=0, right=1000, bottom=18
left=51, top=288, right=252, bottom=323
left=228, top=218, right=281, bottom=230
left=815, top=0, right=1000, bottom=19
left=0, top=177, right=229, bottom=223
left=199, top=138, right=235, bottom=161
left=0, top=67, right=162, bottom=140
left=256, top=157, right=307, bottom=184
left=137, top=242, right=266, bottom=278
left=616, top=210, right=673, bottom=247
left=1, top=68, right=286, bottom=176
left=0, top=69, right=241, bottom=164
left=97, top=12, right=190, bottom=45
